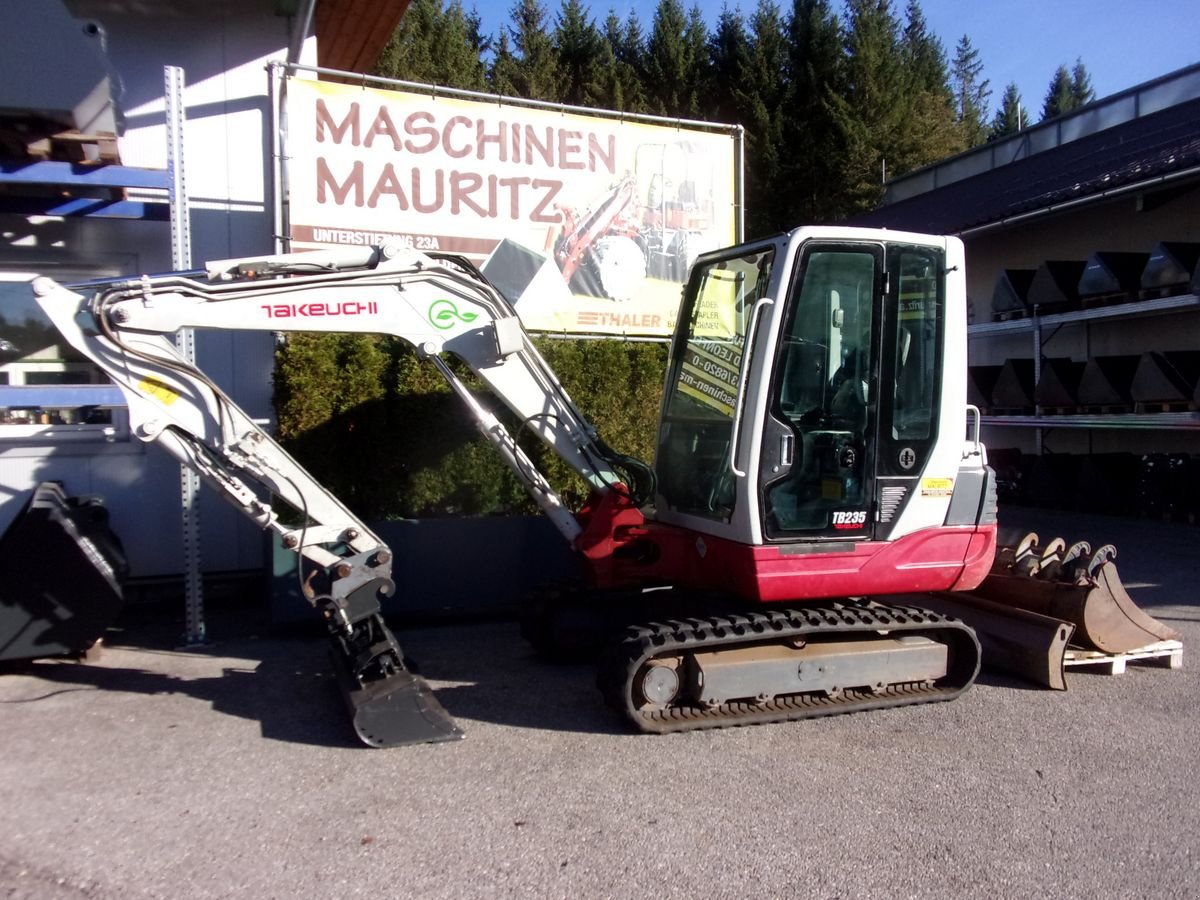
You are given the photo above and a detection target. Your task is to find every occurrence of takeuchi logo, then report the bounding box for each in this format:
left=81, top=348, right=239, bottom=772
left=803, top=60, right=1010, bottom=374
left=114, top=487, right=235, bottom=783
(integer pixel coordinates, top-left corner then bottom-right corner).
left=428, top=298, right=479, bottom=330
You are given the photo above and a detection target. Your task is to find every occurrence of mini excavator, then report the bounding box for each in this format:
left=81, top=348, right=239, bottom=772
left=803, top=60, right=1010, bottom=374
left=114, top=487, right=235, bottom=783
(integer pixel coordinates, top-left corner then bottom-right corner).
left=27, top=226, right=998, bottom=746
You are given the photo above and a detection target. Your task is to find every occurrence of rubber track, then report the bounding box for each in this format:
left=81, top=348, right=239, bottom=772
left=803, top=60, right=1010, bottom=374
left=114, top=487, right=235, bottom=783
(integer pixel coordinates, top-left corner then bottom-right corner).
left=597, top=603, right=981, bottom=734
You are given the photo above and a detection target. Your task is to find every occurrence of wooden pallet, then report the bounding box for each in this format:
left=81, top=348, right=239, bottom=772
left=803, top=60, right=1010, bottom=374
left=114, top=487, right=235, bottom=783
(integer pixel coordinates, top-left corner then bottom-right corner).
left=1064, top=639, right=1183, bottom=675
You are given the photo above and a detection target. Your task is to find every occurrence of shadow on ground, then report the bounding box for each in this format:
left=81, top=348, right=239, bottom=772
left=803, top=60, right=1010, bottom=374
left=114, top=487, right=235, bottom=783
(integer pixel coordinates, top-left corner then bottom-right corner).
left=1, top=602, right=624, bottom=748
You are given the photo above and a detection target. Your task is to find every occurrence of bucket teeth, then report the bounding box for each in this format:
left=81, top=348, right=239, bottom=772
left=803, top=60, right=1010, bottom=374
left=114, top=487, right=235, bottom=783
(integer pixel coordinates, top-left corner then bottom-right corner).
left=1087, top=544, right=1117, bottom=582
left=974, top=535, right=1180, bottom=653
left=1013, top=532, right=1042, bottom=576
left=1062, top=541, right=1091, bottom=564
left=1035, top=537, right=1067, bottom=580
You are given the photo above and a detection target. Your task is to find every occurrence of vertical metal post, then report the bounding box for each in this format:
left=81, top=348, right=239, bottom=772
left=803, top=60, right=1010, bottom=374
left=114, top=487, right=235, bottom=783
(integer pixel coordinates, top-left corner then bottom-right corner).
left=268, top=61, right=289, bottom=254
left=1032, top=311, right=1044, bottom=455
left=165, top=65, right=205, bottom=644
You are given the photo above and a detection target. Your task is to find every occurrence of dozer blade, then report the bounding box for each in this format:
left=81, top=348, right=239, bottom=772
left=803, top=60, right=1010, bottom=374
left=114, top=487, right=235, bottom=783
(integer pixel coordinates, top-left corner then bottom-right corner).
left=327, top=611, right=464, bottom=747
left=918, top=592, right=1075, bottom=690
left=971, top=561, right=1181, bottom=655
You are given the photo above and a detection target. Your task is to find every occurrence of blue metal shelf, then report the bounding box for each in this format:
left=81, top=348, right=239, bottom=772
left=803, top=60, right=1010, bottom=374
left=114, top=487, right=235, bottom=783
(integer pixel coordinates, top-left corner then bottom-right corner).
left=0, top=386, right=125, bottom=407
left=0, top=160, right=169, bottom=220
left=0, top=160, right=168, bottom=190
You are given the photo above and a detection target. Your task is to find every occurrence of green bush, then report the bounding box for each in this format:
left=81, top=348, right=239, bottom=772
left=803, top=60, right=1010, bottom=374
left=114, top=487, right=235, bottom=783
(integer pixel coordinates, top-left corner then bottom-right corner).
left=272, top=334, right=667, bottom=520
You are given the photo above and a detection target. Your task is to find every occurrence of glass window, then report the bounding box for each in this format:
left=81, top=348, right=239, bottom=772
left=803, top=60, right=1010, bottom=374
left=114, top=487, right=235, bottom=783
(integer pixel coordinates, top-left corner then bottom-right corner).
left=763, top=249, right=877, bottom=536
left=0, top=271, right=126, bottom=440
left=891, top=249, right=943, bottom=441
left=658, top=247, right=774, bottom=519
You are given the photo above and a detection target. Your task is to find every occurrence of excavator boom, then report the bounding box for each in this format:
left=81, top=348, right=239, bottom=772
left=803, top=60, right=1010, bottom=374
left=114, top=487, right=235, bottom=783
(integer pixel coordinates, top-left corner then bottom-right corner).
left=27, top=246, right=651, bottom=746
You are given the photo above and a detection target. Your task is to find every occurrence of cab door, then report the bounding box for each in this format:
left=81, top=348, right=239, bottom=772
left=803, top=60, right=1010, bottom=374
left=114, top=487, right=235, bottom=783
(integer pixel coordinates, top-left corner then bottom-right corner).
left=758, top=243, right=884, bottom=541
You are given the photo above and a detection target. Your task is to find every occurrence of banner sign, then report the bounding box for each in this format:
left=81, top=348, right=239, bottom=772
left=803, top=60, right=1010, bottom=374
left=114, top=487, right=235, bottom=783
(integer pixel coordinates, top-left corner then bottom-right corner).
left=284, top=77, right=740, bottom=337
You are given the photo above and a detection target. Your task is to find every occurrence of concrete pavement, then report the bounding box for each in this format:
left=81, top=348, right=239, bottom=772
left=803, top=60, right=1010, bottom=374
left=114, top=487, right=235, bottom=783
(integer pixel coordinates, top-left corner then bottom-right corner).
left=0, top=506, right=1196, bottom=899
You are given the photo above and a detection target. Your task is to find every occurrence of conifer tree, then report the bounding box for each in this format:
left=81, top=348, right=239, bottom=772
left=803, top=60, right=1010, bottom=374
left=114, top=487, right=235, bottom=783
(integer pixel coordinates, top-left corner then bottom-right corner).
left=489, top=31, right=520, bottom=96
left=375, top=0, right=488, bottom=89
left=600, top=10, right=647, bottom=111
left=706, top=6, right=752, bottom=127
left=1070, top=58, right=1096, bottom=107
left=951, top=34, right=990, bottom=147
left=505, top=0, right=561, bottom=101
left=1040, top=64, right=1073, bottom=120
left=783, top=0, right=844, bottom=223
left=645, top=0, right=703, bottom=117
left=989, top=82, right=1025, bottom=139
left=899, top=3, right=962, bottom=167
left=825, top=0, right=912, bottom=214
left=744, top=0, right=791, bottom=234
left=553, top=0, right=606, bottom=107
left=901, top=0, right=948, bottom=98
left=682, top=4, right=710, bottom=115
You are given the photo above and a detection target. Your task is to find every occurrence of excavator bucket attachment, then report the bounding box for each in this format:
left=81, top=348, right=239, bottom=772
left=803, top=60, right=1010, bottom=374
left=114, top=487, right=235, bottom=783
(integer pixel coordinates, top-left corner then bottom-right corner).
left=340, top=666, right=463, bottom=748
left=327, top=611, right=463, bottom=748
left=968, top=533, right=1181, bottom=655
left=971, top=561, right=1180, bottom=654
left=0, top=483, right=127, bottom=662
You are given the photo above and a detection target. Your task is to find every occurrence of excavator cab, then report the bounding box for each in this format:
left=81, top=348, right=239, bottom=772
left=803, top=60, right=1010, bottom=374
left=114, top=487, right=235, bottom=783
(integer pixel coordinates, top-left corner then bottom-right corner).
left=654, top=228, right=995, bottom=601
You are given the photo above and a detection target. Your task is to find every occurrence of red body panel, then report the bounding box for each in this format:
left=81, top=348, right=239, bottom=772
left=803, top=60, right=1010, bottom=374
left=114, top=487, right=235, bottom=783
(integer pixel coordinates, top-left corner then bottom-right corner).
left=680, top=524, right=998, bottom=602
left=575, top=489, right=997, bottom=603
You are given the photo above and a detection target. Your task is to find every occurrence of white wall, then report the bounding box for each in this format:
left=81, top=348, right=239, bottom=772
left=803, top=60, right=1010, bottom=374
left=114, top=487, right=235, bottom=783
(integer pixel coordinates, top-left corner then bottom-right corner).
left=0, top=1, right=316, bottom=577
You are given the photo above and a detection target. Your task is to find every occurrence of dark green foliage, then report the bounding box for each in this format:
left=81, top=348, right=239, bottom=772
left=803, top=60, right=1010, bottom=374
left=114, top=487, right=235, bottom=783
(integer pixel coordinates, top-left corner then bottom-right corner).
left=600, top=11, right=648, bottom=111
left=951, top=34, right=990, bottom=147
left=370, top=1, right=1102, bottom=225
left=989, top=82, right=1025, bottom=139
left=644, top=0, right=707, bottom=117
left=1070, top=59, right=1096, bottom=108
left=374, top=0, right=488, bottom=89
left=1040, top=64, right=1073, bottom=121
left=1040, top=57, right=1096, bottom=122
left=273, top=334, right=667, bottom=520
left=826, top=0, right=923, bottom=212
left=553, top=0, right=608, bottom=107
left=502, top=0, right=562, bottom=101
left=781, top=0, right=846, bottom=224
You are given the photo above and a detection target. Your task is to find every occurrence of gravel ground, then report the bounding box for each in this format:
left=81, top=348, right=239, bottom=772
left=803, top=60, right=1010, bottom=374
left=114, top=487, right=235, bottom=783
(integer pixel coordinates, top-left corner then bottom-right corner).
left=1, top=507, right=1196, bottom=899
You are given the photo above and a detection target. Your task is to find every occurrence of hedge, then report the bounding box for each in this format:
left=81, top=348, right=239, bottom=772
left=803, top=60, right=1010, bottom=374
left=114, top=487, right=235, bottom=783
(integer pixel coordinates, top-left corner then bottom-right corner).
left=273, top=334, right=668, bottom=520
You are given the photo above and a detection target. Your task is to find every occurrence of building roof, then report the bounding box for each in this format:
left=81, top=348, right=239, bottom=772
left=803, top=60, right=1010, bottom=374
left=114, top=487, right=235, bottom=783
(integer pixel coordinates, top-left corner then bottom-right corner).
left=315, top=0, right=410, bottom=74
left=851, top=96, right=1200, bottom=236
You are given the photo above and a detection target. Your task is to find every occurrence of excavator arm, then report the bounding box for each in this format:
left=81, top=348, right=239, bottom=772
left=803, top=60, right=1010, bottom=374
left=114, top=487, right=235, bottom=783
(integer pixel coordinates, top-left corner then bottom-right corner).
left=28, top=244, right=652, bottom=747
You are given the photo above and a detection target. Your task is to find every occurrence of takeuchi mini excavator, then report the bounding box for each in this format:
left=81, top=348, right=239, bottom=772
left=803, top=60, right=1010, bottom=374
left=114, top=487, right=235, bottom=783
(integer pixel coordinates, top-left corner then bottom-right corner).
left=27, top=226, right=998, bottom=747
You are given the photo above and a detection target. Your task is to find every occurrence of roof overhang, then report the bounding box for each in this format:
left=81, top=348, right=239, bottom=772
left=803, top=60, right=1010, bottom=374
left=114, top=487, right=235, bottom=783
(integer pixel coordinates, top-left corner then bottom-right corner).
left=314, top=0, right=410, bottom=74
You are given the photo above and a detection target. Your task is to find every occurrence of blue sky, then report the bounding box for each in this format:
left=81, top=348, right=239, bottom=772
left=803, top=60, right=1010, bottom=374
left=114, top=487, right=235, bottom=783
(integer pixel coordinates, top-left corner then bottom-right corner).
left=474, top=0, right=1199, bottom=119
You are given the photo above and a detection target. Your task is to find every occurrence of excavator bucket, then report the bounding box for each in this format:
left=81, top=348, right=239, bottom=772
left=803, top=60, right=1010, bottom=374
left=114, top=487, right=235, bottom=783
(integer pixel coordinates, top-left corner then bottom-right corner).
left=326, top=611, right=463, bottom=747
left=967, top=532, right=1181, bottom=654
left=0, top=483, right=127, bottom=662
left=340, top=667, right=463, bottom=748
left=921, top=531, right=1180, bottom=689
left=970, top=557, right=1180, bottom=654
